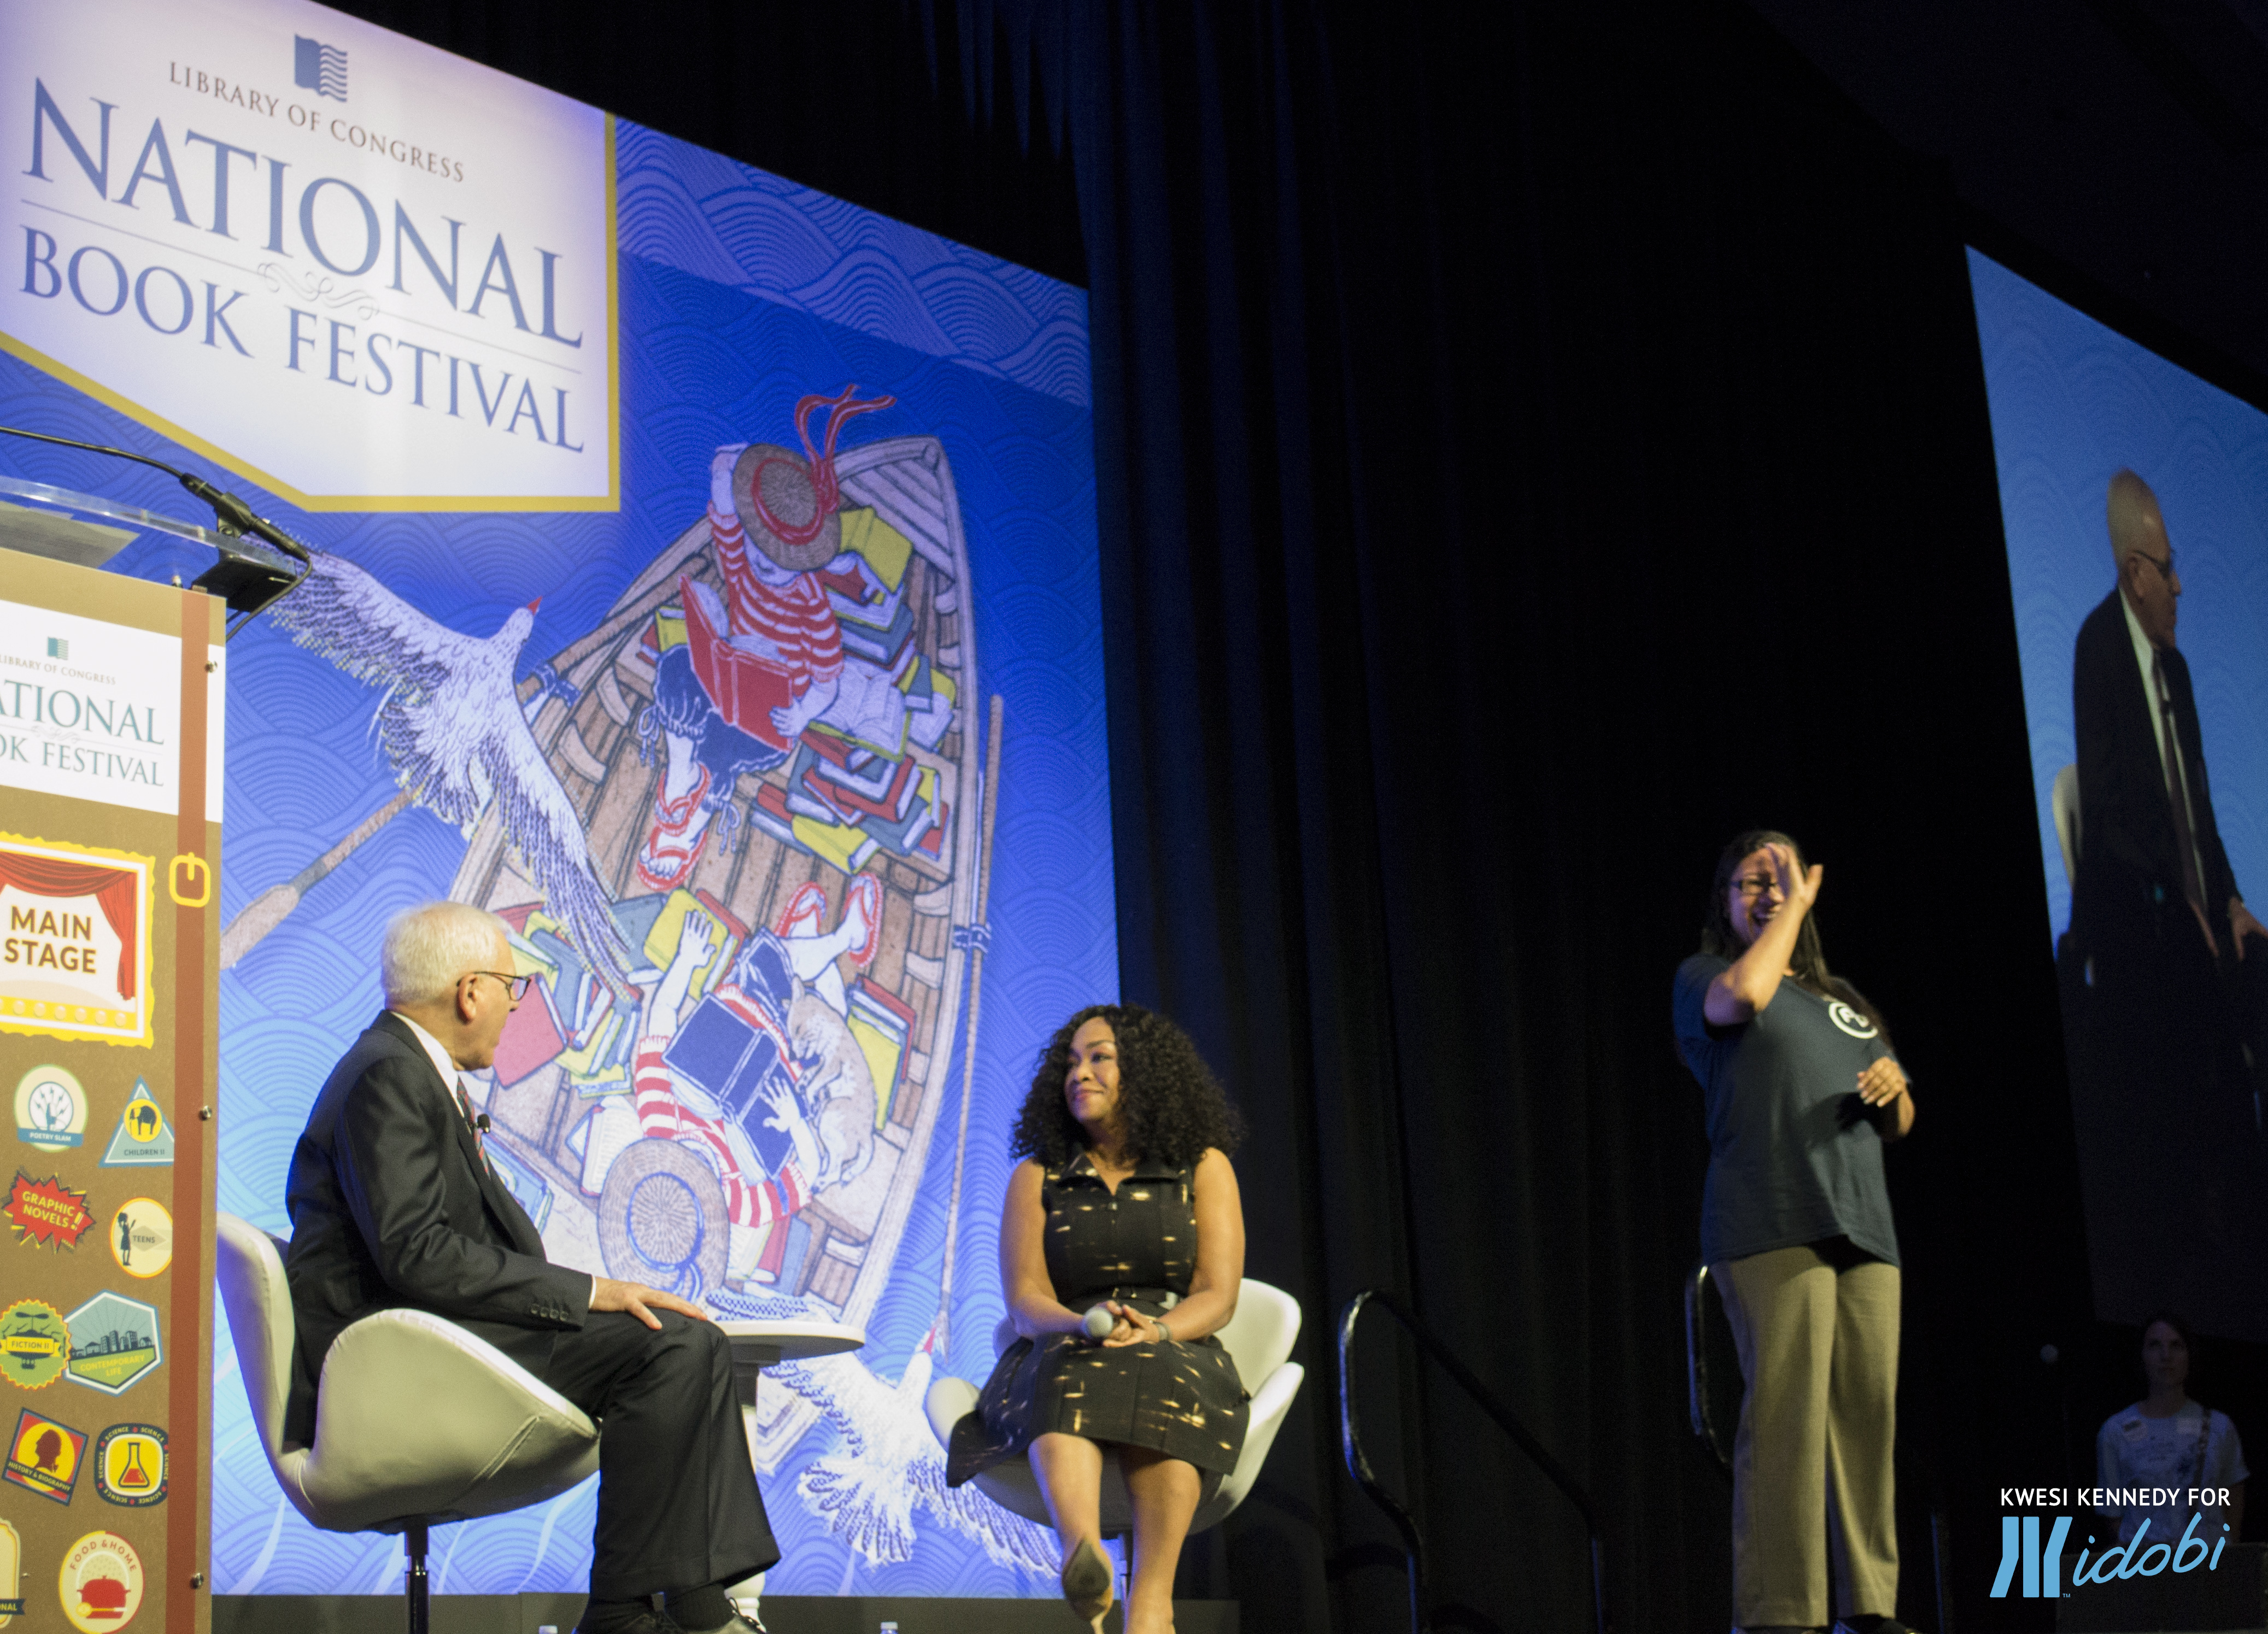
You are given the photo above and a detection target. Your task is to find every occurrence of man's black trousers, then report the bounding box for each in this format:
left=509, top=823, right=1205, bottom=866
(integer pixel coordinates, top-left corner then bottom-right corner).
left=540, top=1308, right=778, bottom=1601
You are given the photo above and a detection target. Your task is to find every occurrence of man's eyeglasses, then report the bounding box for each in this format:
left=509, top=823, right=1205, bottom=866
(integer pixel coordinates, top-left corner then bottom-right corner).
left=2133, top=547, right=2177, bottom=583
left=470, top=970, right=534, bottom=1000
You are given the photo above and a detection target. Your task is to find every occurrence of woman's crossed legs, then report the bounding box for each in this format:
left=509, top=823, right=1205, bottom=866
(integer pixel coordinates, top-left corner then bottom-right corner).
left=1030, top=1431, right=1202, bottom=1634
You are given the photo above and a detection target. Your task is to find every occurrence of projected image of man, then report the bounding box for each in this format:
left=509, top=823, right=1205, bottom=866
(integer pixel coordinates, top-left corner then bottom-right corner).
left=2066, top=470, right=2268, bottom=1326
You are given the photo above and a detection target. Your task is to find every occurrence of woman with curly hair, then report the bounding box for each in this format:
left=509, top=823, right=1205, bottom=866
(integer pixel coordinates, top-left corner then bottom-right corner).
left=944, top=1004, right=1248, bottom=1634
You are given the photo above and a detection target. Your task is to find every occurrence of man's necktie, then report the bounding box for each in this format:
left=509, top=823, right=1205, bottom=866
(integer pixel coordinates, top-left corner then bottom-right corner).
left=453, top=1076, right=492, bottom=1173
left=2153, top=650, right=2207, bottom=918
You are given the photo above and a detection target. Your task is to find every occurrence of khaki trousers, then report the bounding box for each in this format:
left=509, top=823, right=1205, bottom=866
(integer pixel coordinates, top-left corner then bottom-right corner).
left=1713, top=1242, right=1900, bottom=1629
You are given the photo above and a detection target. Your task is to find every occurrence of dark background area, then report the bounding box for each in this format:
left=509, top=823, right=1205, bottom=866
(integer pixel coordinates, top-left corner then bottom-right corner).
left=315, top=1, right=2268, bottom=1628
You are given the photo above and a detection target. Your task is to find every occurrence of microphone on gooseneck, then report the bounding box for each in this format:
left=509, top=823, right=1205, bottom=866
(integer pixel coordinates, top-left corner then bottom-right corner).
left=1082, top=1305, right=1116, bottom=1342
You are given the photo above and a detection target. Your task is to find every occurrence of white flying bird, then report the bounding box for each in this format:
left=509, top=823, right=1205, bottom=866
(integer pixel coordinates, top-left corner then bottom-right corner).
left=769, top=1335, right=1058, bottom=1578
left=269, top=549, right=633, bottom=989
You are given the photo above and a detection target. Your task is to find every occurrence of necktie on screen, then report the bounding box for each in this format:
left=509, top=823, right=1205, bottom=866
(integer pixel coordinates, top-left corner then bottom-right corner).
left=453, top=1076, right=492, bottom=1174
left=2153, top=651, right=2207, bottom=917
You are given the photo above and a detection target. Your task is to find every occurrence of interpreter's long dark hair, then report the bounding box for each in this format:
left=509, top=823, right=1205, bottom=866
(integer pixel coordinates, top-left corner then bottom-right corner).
left=1010, top=1004, right=1245, bottom=1171
left=1699, top=829, right=1889, bottom=1039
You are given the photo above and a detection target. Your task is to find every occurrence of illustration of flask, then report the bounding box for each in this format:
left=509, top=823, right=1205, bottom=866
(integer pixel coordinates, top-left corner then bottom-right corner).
left=118, top=1440, right=150, bottom=1489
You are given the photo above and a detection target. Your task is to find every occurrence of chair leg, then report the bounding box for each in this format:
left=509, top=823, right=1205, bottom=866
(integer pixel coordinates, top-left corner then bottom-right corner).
left=405, top=1520, right=430, bottom=1634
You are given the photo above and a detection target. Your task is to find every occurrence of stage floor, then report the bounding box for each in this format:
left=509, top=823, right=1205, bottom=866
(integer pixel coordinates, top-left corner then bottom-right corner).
left=214, top=1595, right=1241, bottom=1632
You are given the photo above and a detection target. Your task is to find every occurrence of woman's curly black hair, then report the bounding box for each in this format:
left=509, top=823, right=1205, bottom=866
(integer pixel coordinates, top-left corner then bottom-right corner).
left=1009, top=1004, right=1245, bottom=1170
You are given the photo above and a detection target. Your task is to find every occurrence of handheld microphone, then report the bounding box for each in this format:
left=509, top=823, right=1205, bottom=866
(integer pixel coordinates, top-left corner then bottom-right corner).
left=1081, top=1305, right=1116, bottom=1342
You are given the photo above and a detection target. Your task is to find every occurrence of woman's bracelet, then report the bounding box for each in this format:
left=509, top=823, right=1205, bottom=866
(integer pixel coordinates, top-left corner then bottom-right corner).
left=1155, top=1316, right=1173, bottom=1344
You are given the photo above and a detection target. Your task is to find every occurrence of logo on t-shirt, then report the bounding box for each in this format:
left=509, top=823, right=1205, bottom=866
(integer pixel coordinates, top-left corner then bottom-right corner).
left=1828, top=1002, right=1877, bottom=1039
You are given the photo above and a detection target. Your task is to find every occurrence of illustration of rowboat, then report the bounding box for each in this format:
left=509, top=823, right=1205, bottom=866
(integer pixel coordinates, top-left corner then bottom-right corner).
left=448, top=431, right=984, bottom=1469
left=250, top=423, right=991, bottom=1485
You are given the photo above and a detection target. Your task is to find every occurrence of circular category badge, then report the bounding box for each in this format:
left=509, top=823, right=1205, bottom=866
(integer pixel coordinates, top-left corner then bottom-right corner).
left=59, top=1530, right=143, bottom=1631
left=108, top=1200, right=172, bottom=1280
left=0, top=1301, right=69, bottom=1390
left=14, top=1065, right=88, bottom=1152
left=93, top=1425, right=165, bottom=1507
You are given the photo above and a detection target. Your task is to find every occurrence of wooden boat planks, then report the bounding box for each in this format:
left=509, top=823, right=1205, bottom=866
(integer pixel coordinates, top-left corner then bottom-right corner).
left=447, top=435, right=983, bottom=1470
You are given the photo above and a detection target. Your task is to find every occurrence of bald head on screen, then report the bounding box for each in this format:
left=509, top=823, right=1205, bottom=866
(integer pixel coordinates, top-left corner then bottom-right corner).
left=2108, top=468, right=2181, bottom=651
left=2107, top=469, right=2167, bottom=572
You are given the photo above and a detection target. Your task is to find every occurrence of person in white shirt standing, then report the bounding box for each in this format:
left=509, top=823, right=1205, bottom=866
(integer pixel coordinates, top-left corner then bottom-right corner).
left=2095, top=1312, right=2248, bottom=1553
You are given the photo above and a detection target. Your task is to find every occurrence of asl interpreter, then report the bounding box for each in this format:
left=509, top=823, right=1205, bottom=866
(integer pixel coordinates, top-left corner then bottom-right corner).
left=283, top=900, right=774, bottom=1634
left=1674, top=832, right=1917, bottom=1634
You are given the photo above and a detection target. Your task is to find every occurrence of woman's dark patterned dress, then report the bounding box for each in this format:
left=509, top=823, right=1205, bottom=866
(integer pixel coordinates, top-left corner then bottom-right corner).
left=945, top=1151, right=1247, bottom=1486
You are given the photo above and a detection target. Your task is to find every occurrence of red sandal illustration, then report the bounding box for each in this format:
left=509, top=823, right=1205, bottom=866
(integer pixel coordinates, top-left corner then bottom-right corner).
left=634, top=763, right=713, bottom=891
left=843, top=871, right=881, bottom=968
left=775, top=880, right=829, bottom=939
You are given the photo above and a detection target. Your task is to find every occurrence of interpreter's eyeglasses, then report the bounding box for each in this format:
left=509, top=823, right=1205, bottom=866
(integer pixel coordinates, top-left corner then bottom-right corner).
left=470, top=970, right=533, bottom=1000
left=1734, top=875, right=1782, bottom=899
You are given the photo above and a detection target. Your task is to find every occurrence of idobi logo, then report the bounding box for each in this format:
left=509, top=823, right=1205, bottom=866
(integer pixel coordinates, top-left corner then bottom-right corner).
left=1991, top=1513, right=2232, bottom=1597
left=1990, top=1516, right=2072, bottom=1598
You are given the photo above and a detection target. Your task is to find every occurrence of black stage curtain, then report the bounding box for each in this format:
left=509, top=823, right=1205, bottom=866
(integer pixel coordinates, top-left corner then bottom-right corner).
left=1074, top=5, right=2081, bottom=1631
left=333, top=3, right=2097, bottom=1629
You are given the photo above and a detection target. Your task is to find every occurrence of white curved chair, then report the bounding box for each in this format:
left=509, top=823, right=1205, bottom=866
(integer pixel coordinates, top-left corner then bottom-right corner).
left=923, top=1277, right=1304, bottom=1537
left=215, top=1213, right=600, bottom=1630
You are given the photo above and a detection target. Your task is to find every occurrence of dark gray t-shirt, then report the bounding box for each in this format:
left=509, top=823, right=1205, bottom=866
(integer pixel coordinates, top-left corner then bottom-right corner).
left=1672, top=953, right=1901, bottom=1268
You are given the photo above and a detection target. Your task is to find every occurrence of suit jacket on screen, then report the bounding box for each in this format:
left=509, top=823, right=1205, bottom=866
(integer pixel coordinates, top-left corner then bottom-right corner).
left=2070, top=587, right=2238, bottom=956
left=281, top=1010, right=591, bottom=1446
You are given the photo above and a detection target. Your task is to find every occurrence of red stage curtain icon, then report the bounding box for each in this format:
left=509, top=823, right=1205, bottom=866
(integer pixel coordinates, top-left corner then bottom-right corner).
left=0, top=852, right=138, bottom=1000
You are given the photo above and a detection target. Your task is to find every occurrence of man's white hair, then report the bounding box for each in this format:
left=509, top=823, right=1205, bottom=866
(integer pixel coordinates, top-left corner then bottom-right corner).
left=382, top=900, right=511, bottom=1008
left=2107, top=468, right=2165, bottom=573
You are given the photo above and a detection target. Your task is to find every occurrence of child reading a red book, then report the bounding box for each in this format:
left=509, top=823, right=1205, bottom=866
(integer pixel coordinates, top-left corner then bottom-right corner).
left=635, top=387, right=893, bottom=889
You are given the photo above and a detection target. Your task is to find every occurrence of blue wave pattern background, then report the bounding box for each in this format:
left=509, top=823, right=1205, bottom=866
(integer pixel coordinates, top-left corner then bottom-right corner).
left=0, top=114, right=1112, bottom=1599
left=617, top=122, right=1090, bottom=409
left=1970, top=249, right=2268, bottom=952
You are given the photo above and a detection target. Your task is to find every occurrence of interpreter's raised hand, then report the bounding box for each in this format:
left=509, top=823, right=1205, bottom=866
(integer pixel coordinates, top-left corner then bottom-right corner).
left=1856, top=1056, right=1907, bottom=1108
left=1766, top=842, right=1822, bottom=916
left=592, top=1276, right=712, bottom=1331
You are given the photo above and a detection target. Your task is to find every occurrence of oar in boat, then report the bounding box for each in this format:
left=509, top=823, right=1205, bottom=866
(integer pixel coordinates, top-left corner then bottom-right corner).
left=218, top=790, right=414, bottom=968
left=934, top=692, right=1006, bottom=1360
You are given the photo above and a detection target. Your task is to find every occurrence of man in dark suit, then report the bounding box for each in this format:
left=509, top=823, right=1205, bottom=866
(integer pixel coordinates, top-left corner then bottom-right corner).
left=2072, top=471, right=2266, bottom=975
left=285, top=900, right=773, bottom=1634
left=2067, top=470, right=2268, bottom=1330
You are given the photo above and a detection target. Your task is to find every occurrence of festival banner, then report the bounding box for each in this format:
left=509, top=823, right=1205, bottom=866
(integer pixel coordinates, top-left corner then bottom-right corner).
left=0, top=0, right=1109, bottom=1608
left=0, top=0, right=614, bottom=509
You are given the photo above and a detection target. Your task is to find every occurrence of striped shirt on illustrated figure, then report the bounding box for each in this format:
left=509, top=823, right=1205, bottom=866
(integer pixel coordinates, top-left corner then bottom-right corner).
left=631, top=386, right=894, bottom=892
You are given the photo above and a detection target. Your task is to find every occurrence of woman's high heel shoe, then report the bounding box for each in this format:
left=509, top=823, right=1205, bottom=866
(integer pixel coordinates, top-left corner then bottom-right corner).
left=1060, top=1537, right=1114, bottom=1631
